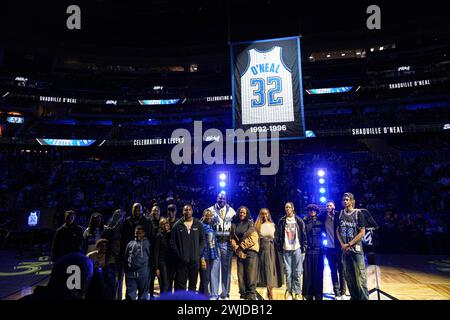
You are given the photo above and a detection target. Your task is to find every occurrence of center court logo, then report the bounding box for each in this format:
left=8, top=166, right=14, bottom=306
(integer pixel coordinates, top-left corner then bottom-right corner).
left=170, top=121, right=280, bottom=175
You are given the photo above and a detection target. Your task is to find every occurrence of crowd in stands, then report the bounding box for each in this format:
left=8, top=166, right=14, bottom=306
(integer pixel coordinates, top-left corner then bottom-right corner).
left=0, top=137, right=448, bottom=255
left=280, top=150, right=449, bottom=254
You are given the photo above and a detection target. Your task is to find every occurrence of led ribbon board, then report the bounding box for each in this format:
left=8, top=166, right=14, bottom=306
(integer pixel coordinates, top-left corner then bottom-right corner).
left=231, top=36, right=306, bottom=141
left=36, top=139, right=96, bottom=147
left=306, top=130, right=316, bottom=138
left=138, top=99, right=180, bottom=105
left=388, top=80, right=431, bottom=89
left=306, top=86, right=353, bottom=95
left=7, top=116, right=24, bottom=124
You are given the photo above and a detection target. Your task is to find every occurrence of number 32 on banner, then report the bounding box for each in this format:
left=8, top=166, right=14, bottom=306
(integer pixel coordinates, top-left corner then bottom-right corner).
left=251, top=76, right=283, bottom=108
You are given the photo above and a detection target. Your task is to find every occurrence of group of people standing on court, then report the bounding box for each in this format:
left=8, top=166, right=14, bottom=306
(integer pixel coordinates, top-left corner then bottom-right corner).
left=51, top=191, right=369, bottom=300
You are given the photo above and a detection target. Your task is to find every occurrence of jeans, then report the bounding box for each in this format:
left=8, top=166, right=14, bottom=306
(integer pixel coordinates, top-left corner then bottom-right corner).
left=211, top=241, right=233, bottom=299
left=325, top=247, right=346, bottom=296
left=283, top=248, right=303, bottom=295
left=210, top=257, right=221, bottom=298
left=175, top=260, right=200, bottom=292
left=199, top=258, right=220, bottom=299
left=342, top=252, right=369, bottom=300
left=125, top=270, right=148, bottom=300
left=236, top=250, right=258, bottom=300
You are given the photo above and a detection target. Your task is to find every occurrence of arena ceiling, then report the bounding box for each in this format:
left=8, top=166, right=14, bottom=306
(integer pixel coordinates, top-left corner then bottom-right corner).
left=1, top=1, right=450, bottom=52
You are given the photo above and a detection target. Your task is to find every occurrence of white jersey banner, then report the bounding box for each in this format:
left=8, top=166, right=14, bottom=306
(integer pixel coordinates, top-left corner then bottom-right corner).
left=231, top=36, right=305, bottom=140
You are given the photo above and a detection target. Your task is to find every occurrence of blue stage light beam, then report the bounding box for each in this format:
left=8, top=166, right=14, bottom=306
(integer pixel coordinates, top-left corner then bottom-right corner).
left=217, top=171, right=230, bottom=201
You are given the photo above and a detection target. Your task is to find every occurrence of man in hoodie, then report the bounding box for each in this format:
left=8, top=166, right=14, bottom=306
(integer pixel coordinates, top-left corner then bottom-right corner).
left=171, top=204, right=205, bottom=292
left=121, top=203, right=152, bottom=298
left=124, top=225, right=151, bottom=300
left=207, top=192, right=236, bottom=299
left=51, top=210, right=83, bottom=263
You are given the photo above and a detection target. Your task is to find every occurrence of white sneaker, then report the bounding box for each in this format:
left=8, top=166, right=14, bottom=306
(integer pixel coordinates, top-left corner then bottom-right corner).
left=285, top=291, right=293, bottom=300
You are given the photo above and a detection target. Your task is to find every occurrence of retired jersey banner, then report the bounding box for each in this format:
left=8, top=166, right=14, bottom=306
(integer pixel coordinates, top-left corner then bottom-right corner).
left=231, top=36, right=305, bottom=140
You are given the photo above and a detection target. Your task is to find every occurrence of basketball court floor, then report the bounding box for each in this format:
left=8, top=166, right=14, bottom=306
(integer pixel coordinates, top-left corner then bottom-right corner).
left=1, top=251, right=449, bottom=300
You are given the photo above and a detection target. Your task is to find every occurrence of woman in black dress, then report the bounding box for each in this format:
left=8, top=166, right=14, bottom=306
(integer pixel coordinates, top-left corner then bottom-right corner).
left=302, top=204, right=325, bottom=300
left=154, top=217, right=177, bottom=294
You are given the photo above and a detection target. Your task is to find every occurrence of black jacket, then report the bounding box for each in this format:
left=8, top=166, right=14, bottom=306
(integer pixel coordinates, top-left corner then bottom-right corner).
left=275, top=215, right=307, bottom=253
left=51, top=222, right=83, bottom=262
left=319, top=211, right=340, bottom=249
left=304, top=216, right=325, bottom=254
left=170, top=218, right=205, bottom=265
left=154, top=231, right=176, bottom=268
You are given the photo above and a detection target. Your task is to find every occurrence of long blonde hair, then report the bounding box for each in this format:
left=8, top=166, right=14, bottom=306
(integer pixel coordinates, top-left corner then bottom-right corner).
left=255, top=208, right=272, bottom=234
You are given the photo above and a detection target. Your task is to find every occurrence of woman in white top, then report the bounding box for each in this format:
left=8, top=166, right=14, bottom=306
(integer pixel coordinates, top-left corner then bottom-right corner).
left=255, top=208, right=283, bottom=299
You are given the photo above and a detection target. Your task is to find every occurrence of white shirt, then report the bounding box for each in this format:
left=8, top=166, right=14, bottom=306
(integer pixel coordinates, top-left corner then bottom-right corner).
left=184, top=220, right=193, bottom=235
left=284, top=216, right=300, bottom=251
left=208, top=204, right=236, bottom=241
left=260, top=222, right=275, bottom=240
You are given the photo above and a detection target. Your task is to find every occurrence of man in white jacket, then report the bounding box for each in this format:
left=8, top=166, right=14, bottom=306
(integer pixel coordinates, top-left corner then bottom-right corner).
left=207, top=192, right=236, bottom=300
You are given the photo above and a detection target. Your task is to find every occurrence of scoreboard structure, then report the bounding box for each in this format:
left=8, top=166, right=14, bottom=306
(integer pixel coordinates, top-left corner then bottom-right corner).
left=231, top=36, right=306, bottom=141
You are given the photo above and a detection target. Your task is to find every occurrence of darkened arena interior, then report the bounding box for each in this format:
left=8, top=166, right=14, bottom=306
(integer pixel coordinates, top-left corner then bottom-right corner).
left=0, top=0, right=449, bottom=305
